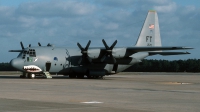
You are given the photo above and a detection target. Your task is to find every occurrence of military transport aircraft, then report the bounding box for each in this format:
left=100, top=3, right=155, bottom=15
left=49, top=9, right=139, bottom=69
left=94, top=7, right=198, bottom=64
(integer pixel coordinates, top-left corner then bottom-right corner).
left=9, top=10, right=192, bottom=79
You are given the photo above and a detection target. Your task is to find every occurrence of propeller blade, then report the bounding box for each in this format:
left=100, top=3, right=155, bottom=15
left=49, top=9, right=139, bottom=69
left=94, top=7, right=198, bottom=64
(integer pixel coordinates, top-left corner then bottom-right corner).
left=102, top=39, right=109, bottom=49
left=20, top=41, right=24, bottom=50
left=87, top=56, right=92, bottom=63
left=100, top=53, right=107, bottom=62
left=38, top=42, right=41, bottom=46
left=78, top=57, right=83, bottom=64
left=77, top=40, right=92, bottom=64
left=110, top=55, right=116, bottom=64
left=85, top=40, right=91, bottom=50
left=101, top=39, right=118, bottom=63
left=110, top=40, right=117, bottom=50
left=77, top=43, right=84, bottom=51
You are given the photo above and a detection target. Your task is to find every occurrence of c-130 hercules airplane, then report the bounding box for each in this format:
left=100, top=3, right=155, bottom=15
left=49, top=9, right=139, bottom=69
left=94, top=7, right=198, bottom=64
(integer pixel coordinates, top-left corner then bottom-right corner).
left=10, top=10, right=192, bottom=79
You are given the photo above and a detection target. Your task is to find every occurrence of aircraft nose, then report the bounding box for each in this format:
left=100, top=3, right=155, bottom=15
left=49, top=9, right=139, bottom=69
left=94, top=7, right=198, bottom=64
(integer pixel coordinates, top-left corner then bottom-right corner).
left=10, top=58, right=24, bottom=71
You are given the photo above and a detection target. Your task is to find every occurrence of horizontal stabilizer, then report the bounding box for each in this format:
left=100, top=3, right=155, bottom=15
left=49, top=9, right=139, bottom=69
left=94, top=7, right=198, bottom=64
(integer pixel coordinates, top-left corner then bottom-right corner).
left=149, top=51, right=190, bottom=56
left=127, top=46, right=193, bottom=52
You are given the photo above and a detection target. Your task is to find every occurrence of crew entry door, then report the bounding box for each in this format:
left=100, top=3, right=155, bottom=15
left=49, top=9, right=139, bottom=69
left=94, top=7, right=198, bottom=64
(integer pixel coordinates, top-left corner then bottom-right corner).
left=64, top=49, right=71, bottom=72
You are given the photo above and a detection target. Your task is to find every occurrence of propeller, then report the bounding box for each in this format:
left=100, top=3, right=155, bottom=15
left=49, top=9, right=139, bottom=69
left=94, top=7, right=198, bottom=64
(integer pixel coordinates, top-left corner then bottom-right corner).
left=29, top=44, right=31, bottom=47
left=9, top=41, right=25, bottom=52
left=38, top=42, right=41, bottom=46
left=101, top=39, right=117, bottom=63
left=20, top=41, right=24, bottom=50
left=77, top=40, right=92, bottom=64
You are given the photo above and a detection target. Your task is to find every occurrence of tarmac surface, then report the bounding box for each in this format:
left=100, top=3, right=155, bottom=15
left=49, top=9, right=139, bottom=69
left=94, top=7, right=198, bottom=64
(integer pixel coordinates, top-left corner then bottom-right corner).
left=0, top=72, right=200, bottom=112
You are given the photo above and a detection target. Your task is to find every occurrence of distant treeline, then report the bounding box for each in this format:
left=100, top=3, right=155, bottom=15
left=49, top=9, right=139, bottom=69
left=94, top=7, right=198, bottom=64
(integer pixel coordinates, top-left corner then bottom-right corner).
left=0, top=63, right=15, bottom=71
left=1, top=59, right=200, bottom=72
left=125, top=59, right=200, bottom=72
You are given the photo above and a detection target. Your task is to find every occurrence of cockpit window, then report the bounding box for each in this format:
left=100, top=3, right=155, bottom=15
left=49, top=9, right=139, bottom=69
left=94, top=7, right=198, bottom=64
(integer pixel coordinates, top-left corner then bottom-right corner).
left=27, top=57, right=38, bottom=62
left=29, top=49, right=36, bottom=57
left=22, top=50, right=27, bottom=59
left=19, top=49, right=36, bottom=59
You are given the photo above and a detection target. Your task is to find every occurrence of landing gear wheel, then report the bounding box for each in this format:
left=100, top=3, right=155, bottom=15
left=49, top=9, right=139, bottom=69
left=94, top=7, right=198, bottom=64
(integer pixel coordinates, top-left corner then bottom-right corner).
left=99, top=76, right=103, bottom=79
left=28, top=73, right=35, bottom=79
left=31, top=74, right=35, bottom=79
left=20, top=73, right=27, bottom=78
left=86, top=75, right=92, bottom=79
left=69, top=74, right=76, bottom=78
left=94, top=76, right=99, bottom=79
left=77, top=75, right=84, bottom=79
left=20, top=75, right=25, bottom=78
left=25, top=74, right=29, bottom=78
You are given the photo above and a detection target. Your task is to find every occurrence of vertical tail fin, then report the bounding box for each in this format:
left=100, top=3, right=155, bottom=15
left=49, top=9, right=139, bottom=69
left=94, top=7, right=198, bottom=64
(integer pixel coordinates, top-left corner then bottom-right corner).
left=135, top=10, right=162, bottom=47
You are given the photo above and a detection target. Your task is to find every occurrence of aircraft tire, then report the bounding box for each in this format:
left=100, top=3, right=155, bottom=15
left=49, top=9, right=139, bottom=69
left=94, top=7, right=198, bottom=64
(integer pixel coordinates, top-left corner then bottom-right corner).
left=77, top=75, right=84, bottom=79
left=31, top=74, right=36, bottom=79
left=86, top=75, right=91, bottom=79
left=99, top=76, right=103, bottom=79
left=24, top=73, right=29, bottom=78
left=69, top=74, right=76, bottom=78
left=20, top=75, right=25, bottom=78
left=28, top=73, right=35, bottom=79
left=94, top=76, right=99, bottom=79
left=20, top=73, right=27, bottom=78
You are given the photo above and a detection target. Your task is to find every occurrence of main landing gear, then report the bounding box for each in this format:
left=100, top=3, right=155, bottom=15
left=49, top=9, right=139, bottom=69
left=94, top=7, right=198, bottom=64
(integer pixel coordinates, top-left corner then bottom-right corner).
left=20, top=73, right=36, bottom=79
left=68, top=74, right=104, bottom=79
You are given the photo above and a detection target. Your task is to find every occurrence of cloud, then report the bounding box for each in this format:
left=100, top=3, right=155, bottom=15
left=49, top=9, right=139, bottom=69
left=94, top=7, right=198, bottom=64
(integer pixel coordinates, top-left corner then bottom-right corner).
left=150, top=0, right=171, bottom=5
left=95, top=0, right=135, bottom=7
left=16, top=1, right=96, bottom=17
left=154, top=2, right=177, bottom=13
left=0, top=0, right=199, bottom=62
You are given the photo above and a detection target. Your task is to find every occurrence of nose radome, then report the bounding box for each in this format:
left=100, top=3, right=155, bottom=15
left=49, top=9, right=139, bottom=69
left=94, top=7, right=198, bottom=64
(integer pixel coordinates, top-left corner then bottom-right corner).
left=10, top=58, right=24, bottom=71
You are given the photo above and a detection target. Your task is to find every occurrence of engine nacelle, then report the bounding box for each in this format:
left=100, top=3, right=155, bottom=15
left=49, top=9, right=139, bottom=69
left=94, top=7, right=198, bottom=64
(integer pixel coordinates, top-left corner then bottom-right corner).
left=87, top=49, right=101, bottom=59
left=112, top=48, right=126, bottom=58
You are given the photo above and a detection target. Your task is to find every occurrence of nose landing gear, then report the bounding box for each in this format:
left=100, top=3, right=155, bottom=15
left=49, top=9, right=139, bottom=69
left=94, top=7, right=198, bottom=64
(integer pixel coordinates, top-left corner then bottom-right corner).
left=20, top=72, right=36, bottom=79
left=29, top=74, right=35, bottom=79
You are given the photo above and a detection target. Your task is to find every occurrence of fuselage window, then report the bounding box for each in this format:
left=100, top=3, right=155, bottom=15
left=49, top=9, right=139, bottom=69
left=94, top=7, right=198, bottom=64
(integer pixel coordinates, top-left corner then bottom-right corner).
left=54, top=57, right=58, bottom=61
left=26, top=57, right=37, bottom=62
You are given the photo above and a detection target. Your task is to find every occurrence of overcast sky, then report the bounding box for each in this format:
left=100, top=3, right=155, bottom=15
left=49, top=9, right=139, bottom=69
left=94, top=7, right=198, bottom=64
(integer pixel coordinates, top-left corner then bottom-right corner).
left=0, top=0, right=199, bottom=62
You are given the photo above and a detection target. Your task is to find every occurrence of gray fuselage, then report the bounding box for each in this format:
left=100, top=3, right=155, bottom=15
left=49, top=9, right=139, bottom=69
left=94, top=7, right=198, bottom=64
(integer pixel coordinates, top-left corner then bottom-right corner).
left=10, top=46, right=148, bottom=76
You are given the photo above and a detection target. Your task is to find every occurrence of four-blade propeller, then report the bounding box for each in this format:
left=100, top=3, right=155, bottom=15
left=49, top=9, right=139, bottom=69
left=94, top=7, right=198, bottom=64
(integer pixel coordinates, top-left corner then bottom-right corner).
left=101, top=39, right=117, bottom=63
left=77, top=40, right=92, bottom=64
left=20, top=41, right=25, bottom=50
left=9, top=41, right=25, bottom=52
left=77, top=39, right=118, bottom=64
